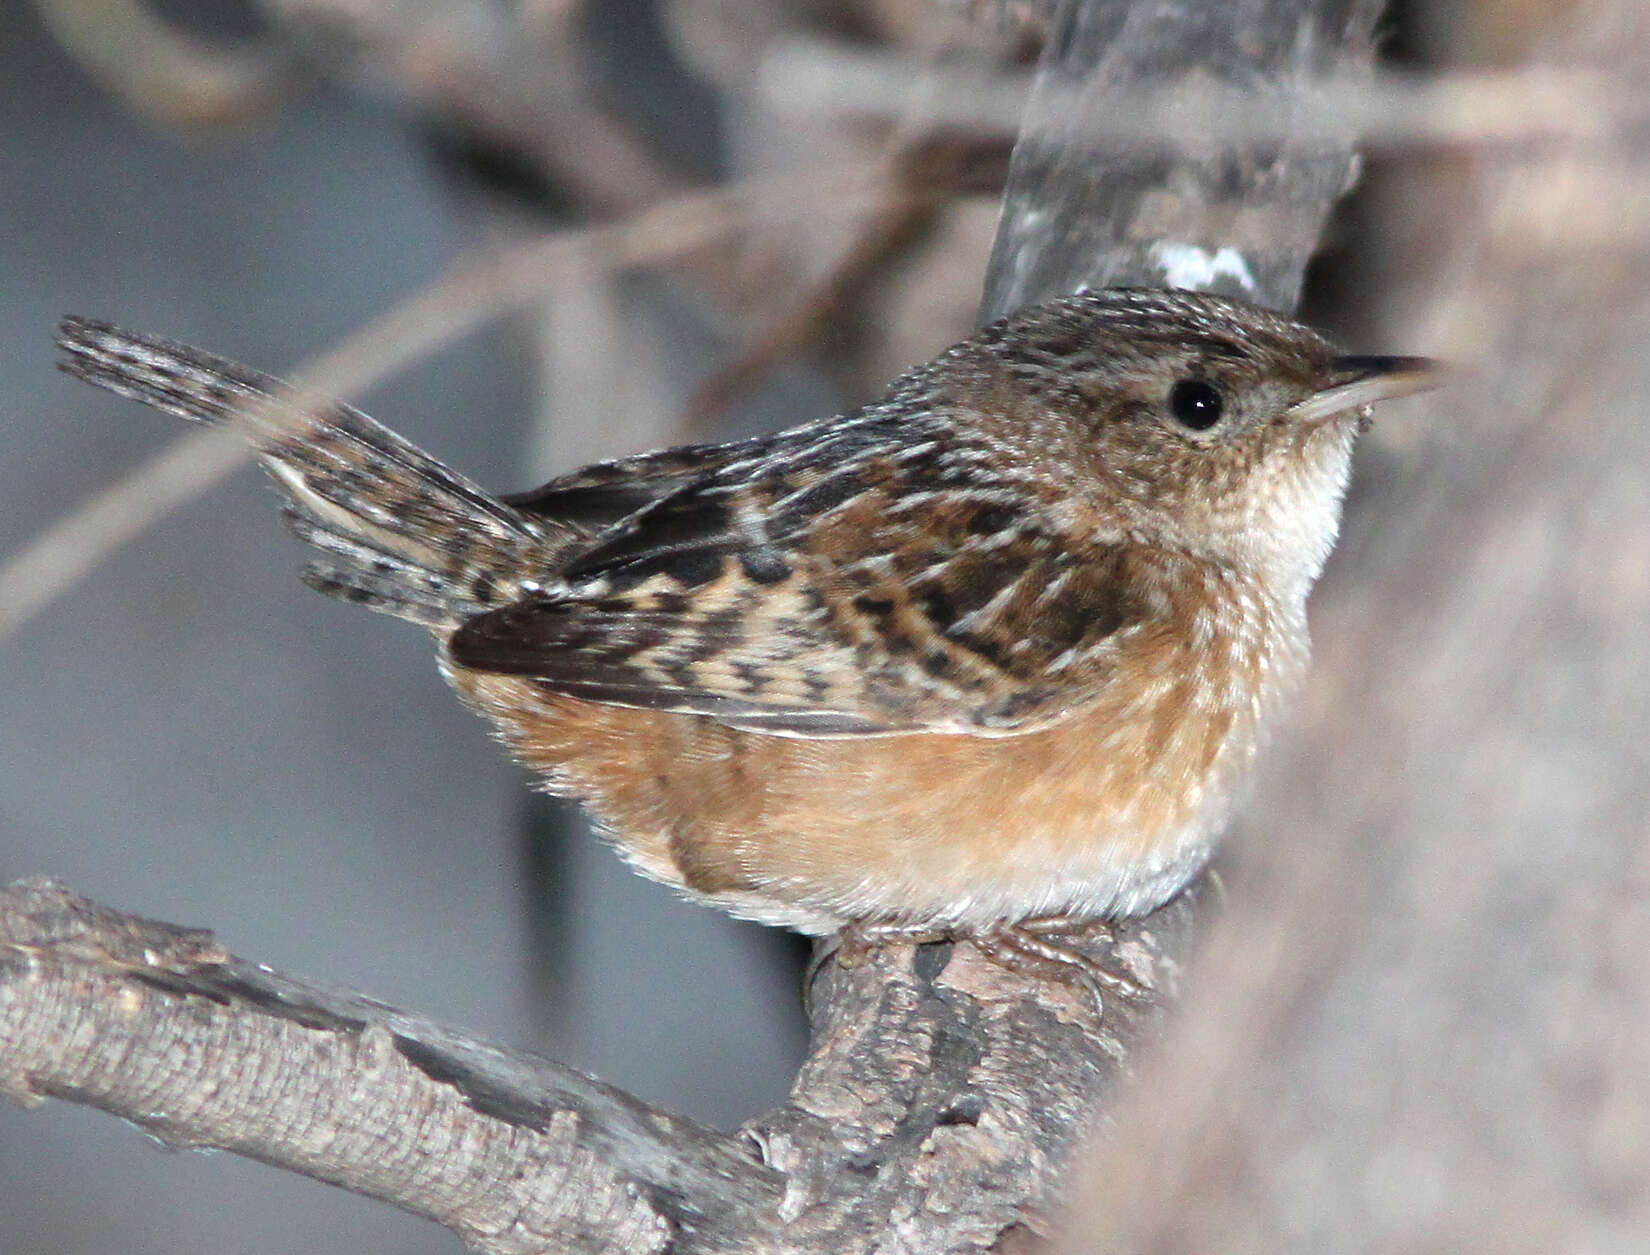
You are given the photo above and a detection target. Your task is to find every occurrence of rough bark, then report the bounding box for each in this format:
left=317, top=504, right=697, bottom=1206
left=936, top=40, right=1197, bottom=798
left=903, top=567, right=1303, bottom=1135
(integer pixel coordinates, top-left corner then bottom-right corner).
left=0, top=877, right=1199, bottom=1253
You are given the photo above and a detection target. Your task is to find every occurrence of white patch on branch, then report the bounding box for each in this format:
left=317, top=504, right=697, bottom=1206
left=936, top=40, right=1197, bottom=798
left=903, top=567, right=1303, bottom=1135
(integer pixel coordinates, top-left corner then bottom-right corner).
left=1149, top=243, right=1258, bottom=294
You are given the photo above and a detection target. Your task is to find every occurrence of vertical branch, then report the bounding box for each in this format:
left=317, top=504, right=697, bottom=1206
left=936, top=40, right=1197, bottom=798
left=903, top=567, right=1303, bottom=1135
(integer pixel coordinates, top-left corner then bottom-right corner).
left=981, top=0, right=1387, bottom=318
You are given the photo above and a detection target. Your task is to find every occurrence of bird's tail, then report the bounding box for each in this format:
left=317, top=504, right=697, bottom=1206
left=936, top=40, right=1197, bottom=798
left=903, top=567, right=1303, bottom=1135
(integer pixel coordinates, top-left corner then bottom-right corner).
left=56, top=317, right=567, bottom=627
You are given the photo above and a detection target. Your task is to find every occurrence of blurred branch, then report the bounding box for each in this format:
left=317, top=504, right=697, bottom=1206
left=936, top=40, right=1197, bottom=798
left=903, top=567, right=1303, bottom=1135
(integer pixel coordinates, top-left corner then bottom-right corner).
left=679, top=190, right=937, bottom=433
left=679, top=131, right=1011, bottom=434
left=37, top=0, right=691, bottom=205
left=0, top=876, right=1197, bottom=1253
left=258, top=0, right=692, bottom=212
left=984, top=0, right=1387, bottom=316
left=31, top=0, right=294, bottom=130
left=765, top=38, right=1650, bottom=154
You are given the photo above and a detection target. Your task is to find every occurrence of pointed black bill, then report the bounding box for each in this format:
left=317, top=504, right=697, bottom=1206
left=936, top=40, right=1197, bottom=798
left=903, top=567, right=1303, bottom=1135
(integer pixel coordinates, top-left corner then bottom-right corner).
left=1292, top=354, right=1442, bottom=425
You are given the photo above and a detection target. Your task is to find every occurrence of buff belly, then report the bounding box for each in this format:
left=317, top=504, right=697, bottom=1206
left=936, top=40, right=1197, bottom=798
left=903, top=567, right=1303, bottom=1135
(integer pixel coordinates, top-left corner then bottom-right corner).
left=446, top=648, right=1273, bottom=934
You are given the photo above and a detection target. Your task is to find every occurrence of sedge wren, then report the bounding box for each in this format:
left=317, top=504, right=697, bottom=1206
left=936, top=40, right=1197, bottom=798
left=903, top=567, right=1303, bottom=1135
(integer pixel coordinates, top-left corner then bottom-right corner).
left=57, top=290, right=1433, bottom=945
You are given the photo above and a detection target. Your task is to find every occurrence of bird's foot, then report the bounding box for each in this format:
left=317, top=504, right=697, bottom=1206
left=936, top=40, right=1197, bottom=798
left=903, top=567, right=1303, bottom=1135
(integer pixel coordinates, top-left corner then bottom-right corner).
left=973, top=915, right=1149, bottom=1016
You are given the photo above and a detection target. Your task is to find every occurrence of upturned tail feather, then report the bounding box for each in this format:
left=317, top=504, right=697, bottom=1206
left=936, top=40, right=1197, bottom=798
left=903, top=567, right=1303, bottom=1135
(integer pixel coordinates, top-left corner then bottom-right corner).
left=56, top=317, right=567, bottom=627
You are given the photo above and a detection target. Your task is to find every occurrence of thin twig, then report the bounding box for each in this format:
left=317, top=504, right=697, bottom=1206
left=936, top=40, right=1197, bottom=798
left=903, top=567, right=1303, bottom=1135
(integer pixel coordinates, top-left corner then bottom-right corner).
left=763, top=41, right=1650, bottom=152
left=678, top=190, right=935, bottom=434
left=31, top=0, right=294, bottom=130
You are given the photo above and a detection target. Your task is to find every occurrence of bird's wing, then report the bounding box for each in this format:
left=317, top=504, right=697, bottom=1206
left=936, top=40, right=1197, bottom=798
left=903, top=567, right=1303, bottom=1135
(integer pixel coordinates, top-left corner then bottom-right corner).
left=502, top=443, right=755, bottom=533
left=449, top=425, right=1148, bottom=736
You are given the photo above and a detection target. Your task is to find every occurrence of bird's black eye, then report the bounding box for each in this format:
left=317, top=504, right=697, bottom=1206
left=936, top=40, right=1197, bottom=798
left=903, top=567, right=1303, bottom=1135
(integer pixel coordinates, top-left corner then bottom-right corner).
left=1168, top=379, right=1224, bottom=431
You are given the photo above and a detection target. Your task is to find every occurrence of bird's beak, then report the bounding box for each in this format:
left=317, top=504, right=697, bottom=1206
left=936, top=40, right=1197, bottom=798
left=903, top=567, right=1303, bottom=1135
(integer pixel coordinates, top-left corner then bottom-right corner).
left=1292, top=355, right=1442, bottom=425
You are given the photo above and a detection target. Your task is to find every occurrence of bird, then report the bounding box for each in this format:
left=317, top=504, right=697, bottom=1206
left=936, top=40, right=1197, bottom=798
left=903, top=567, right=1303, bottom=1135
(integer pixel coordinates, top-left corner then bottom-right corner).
left=56, top=289, right=1434, bottom=977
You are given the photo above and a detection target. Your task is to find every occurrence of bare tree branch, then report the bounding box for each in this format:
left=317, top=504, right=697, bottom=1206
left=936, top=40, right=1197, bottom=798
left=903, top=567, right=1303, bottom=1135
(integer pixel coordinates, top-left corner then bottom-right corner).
left=0, top=877, right=776, bottom=1253
left=0, top=877, right=1199, bottom=1252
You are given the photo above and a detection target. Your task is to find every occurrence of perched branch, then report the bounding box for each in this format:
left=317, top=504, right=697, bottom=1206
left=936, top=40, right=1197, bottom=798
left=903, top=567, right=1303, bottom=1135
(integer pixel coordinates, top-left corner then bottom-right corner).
left=0, top=877, right=1198, bottom=1253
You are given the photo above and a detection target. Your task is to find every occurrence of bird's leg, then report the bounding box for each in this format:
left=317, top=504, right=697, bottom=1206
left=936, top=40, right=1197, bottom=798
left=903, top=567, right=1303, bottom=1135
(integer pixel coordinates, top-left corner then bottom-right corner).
left=973, top=915, right=1149, bottom=1014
